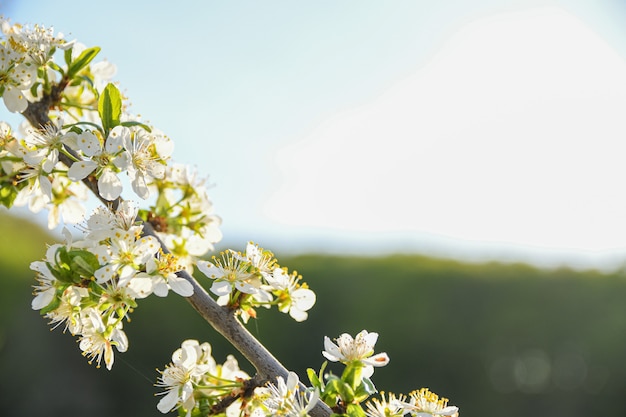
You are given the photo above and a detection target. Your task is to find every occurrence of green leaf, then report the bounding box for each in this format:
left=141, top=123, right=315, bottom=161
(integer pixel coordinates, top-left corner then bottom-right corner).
left=198, top=397, right=211, bottom=417
left=346, top=404, right=367, bottom=417
left=0, top=184, right=19, bottom=209
left=67, top=125, right=84, bottom=135
left=65, top=121, right=103, bottom=134
left=341, top=362, right=364, bottom=391
left=73, top=74, right=94, bottom=88
left=120, top=120, right=152, bottom=133
left=29, top=82, right=41, bottom=97
left=49, top=246, right=97, bottom=284
left=45, top=262, right=65, bottom=282
left=324, top=377, right=342, bottom=399
left=307, top=368, right=321, bottom=390
left=68, top=249, right=100, bottom=278
left=88, top=280, right=103, bottom=297
left=336, top=380, right=355, bottom=404
left=98, top=83, right=122, bottom=133
left=64, top=47, right=73, bottom=66
left=56, top=246, right=71, bottom=268
left=353, top=377, right=377, bottom=403
left=67, top=46, right=101, bottom=78
left=46, top=260, right=74, bottom=284
left=48, top=61, right=63, bottom=75
left=70, top=256, right=93, bottom=280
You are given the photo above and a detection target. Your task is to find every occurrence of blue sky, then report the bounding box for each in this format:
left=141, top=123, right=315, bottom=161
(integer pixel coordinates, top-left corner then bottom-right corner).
left=4, top=1, right=626, bottom=269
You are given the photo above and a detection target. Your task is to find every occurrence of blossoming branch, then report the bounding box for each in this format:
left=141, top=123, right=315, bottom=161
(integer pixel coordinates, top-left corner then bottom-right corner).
left=0, top=17, right=458, bottom=417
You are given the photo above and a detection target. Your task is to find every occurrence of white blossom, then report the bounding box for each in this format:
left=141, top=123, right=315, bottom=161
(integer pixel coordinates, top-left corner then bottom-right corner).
left=264, top=372, right=319, bottom=417
left=4, top=21, right=72, bottom=66
left=0, top=44, right=36, bottom=112
left=197, top=251, right=262, bottom=297
left=265, top=267, right=315, bottom=322
left=365, top=392, right=407, bottom=417
left=78, top=308, right=128, bottom=370
left=322, top=330, right=390, bottom=378
left=94, top=233, right=160, bottom=286
left=156, top=340, right=216, bottom=416
left=399, top=389, right=459, bottom=417
left=119, top=126, right=172, bottom=199
left=131, top=251, right=193, bottom=298
left=67, top=129, right=128, bottom=201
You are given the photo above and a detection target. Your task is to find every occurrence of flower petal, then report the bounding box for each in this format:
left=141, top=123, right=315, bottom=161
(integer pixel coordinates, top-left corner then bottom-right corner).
left=3, top=87, right=29, bottom=113
left=363, top=352, right=390, bottom=367
left=322, top=336, right=342, bottom=362
left=31, top=288, right=55, bottom=310
left=168, top=276, right=194, bottom=297
left=288, top=307, right=308, bottom=322
left=292, top=288, right=316, bottom=311
left=196, top=261, right=224, bottom=279
left=210, top=280, right=232, bottom=296
left=68, top=160, right=97, bottom=181
left=131, top=173, right=150, bottom=199
left=98, top=169, right=123, bottom=200
left=76, top=131, right=100, bottom=157
left=157, top=389, right=179, bottom=414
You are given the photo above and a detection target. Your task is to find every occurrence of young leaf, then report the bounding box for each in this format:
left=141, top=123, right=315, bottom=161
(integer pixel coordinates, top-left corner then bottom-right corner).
left=120, top=120, right=152, bottom=132
left=307, top=368, right=322, bottom=390
left=48, top=61, right=63, bottom=74
left=346, top=404, right=367, bottom=417
left=68, top=249, right=100, bottom=278
left=67, top=46, right=101, bottom=78
left=0, top=184, right=20, bottom=209
left=46, top=261, right=73, bottom=284
left=353, top=377, right=377, bottom=403
left=336, top=380, right=355, bottom=404
left=341, top=362, right=364, bottom=391
left=29, top=82, right=41, bottom=97
left=98, top=83, right=122, bottom=133
left=64, top=47, right=72, bottom=66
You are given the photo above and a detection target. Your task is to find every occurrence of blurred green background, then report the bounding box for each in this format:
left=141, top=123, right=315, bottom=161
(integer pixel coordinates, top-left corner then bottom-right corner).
left=2, top=212, right=626, bottom=417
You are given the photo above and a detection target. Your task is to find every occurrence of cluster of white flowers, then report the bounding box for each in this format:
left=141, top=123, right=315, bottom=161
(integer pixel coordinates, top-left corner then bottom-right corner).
left=156, top=339, right=254, bottom=417
left=2, top=20, right=72, bottom=66
left=0, top=120, right=89, bottom=227
left=155, top=332, right=458, bottom=417
left=0, top=16, right=314, bottom=375
left=0, top=18, right=222, bottom=267
left=363, top=389, right=459, bottom=417
left=197, top=242, right=316, bottom=322
left=0, top=42, right=37, bottom=112
left=0, top=19, right=71, bottom=112
left=61, top=45, right=117, bottom=123
left=66, top=124, right=173, bottom=201
left=318, top=331, right=458, bottom=417
left=262, top=372, right=319, bottom=417
left=0, top=18, right=114, bottom=117
left=143, top=163, right=223, bottom=271
left=364, top=392, right=408, bottom=417
left=30, top=201, right=192, bottom=370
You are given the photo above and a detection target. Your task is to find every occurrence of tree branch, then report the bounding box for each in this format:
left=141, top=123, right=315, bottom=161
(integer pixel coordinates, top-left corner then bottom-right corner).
left=142, top=221, right=332, bottom=417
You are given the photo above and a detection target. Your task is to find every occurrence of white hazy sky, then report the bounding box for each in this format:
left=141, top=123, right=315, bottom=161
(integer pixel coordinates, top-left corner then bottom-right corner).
left=4, top=1, right=626, bottom=269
